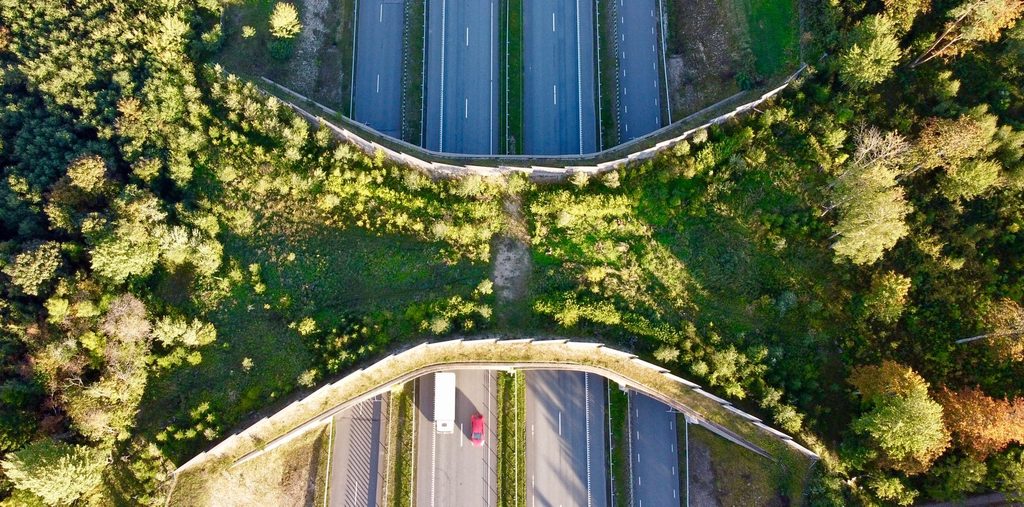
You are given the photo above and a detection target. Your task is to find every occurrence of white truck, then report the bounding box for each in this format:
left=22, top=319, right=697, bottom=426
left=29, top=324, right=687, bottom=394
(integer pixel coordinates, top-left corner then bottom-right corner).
left=433, top=372, right=456, bottom=433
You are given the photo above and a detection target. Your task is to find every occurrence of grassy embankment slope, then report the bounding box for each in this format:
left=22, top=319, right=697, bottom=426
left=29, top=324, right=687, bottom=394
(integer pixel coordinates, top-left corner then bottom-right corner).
left=663, top=0, right=799, bottom=118
left=217, top=0, right=357, bottom=114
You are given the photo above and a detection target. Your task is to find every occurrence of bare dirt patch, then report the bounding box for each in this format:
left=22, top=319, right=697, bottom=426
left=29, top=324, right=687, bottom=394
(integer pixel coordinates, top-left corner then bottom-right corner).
left=687, top=428, right=720, bottom=507
left=663, top=0, right=748, bottom=118
left=491, top=193, right=532, bottom=325
left=492, top=195, right=530, bottom=300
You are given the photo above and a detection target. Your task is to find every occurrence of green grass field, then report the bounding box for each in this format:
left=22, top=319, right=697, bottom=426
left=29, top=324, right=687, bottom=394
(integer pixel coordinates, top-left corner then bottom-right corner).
left=140, top=220, right=488, bottom=463
left=736, top=0, right=800, bottom=77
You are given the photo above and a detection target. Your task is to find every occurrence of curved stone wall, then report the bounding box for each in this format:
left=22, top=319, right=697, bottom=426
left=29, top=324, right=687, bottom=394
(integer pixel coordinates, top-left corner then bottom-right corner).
left=257, top=64, right=807, bottom=181
left=171, top=337, right=817, bottom=479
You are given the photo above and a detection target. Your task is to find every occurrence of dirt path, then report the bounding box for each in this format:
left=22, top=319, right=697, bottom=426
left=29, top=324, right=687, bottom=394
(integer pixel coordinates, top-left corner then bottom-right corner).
left=491, top=192, right=532, bottom=326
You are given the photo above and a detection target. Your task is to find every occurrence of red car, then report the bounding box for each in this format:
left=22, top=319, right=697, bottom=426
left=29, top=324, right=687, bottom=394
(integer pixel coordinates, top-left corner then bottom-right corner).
left=470, top=413, right=485, bottom=447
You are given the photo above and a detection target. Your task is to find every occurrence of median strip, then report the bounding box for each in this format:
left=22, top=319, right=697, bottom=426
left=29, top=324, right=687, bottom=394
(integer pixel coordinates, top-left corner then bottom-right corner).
left=496, top=370, right=526, bottom=507
left=385, top=382, right=415, bottom=507
left=607, top=385, right=630, bottom=507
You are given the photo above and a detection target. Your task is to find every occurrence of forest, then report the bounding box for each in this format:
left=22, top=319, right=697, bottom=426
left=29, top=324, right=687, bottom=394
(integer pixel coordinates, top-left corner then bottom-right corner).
left=1, top=0, right=1024, bottom=505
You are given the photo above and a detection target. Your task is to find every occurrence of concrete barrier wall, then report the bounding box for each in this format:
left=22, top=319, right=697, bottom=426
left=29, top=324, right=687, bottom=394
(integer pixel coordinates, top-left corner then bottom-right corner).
left=256, top=63, right=807, bottom=181
left=172, top=337, right=818, bottom=477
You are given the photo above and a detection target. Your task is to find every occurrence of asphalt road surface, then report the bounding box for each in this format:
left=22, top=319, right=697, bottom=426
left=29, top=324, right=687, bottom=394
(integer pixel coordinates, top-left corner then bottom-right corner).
left=414, top=370, right=498, bottom=507
left=424, top=0, right=499, bottom=154
left=526, top=370, right=608, bottom=507
left=352, top=0, right=406, bottom=138
left=613, top=0, right=663, bottom=141
left=329, top=396, right=387, bottom=507
left=523, top=0, right=598, bottom=155
left=629, top=391, right=681, bottom=507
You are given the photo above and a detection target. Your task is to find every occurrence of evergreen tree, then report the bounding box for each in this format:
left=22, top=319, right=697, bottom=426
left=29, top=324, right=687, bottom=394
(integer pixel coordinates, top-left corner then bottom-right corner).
left=0, top=440, right=106, bottom=505
left=269, top=3, right=302, bottom=39
left=838, top=15, right=902, bottom=90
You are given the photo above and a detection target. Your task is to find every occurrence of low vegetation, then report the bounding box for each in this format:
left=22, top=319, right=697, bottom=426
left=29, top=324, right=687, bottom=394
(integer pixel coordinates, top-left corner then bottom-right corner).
left=607, top=386, right=630, bottom=507
left=385, top=383, right=415, bottom=507
left=3, top=0, right=1024, bottom=506
left=502, top=0, right=525, bottom=154
left=687, top=424, right=783, bottom=505
left=401, top=0, right=426, bottom=144
left=496, top=371, right=526, bottom=507
left=597, top=0, right=621, bottom=149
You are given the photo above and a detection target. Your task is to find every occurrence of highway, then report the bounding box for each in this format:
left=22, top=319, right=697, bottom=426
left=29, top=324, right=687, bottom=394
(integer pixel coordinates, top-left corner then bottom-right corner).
left=424, top=0, right=499, bottom=154
left=628, top=391, right=681, bottom=507
left=525, top=370, right=608, bottom=507
left=352, top=0, right=405, bottom=138
left=613, top=0, right=663, bottom=141
left=414, top=370, right=498, bottom=507
left=328, top=396, right=386, bottom=507
left=523, top=0, right=598, bottom=155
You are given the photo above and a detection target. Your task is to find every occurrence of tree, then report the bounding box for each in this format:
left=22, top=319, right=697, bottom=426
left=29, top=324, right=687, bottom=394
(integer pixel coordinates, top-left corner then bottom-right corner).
left=0, top=440, right=106, bottom=505
left=2, top=241, right=62, bottom=296
left=830, top=154, right=912, bottom=265
left=828, top=128, right=913, bottom=265
left=988, top=449, right=1024, bottom=501
left=86, top=186, right=166, bottom=284
left=957, top=298, right=1024, bottom=361
left=863, top=271, right=912, bottom=323
left=936, top=387, right=1024, bottom=459
left=915, top=113, right=999, bottom=170
left=883, top=0, right=931, bottom=32
left=269, top=3, right=301, bottom=39
left=940, top=159, right=1002, bottom=200
left=913, top=0, right=1024, bottom=66
left=152, top=315, right=216, bottom=348
left=926, top=455, right=987, bottom=500
left=64, top=293, right=152, bottom=441
left=66, top=155, right=107, bottom=193
left=849, top=361, right=950, bottom=474
left=838, top=15, right=902, bottom=90
left=867, top=475, right=919, bottom=506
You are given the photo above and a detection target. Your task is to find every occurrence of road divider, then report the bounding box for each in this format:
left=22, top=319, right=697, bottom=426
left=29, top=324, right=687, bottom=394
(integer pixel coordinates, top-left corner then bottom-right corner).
left=496, top=371, right=526, bottom=507
left=385, top=382, right=415, bottom=507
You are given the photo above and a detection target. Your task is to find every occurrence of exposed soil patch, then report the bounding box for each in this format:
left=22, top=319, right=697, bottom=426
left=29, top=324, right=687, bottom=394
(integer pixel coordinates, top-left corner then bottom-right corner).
left=663, top=0, right=747, bottom=118
left=687, top=429, right=720, bottom=507
left=493, top=236, right=530, bottom=303
left=491, top=193, right=532, bottom=325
